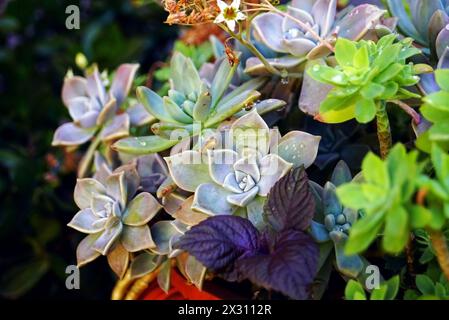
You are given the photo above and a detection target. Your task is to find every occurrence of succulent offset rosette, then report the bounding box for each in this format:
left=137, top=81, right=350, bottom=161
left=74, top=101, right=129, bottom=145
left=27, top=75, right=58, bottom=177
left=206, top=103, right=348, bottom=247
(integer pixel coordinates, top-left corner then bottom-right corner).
left=68, top=164, right=162, bottom=278
left=164, top=110, right=320, bottom=222
left=52, top=64, right=140, bottom=147
left=247, top=0, right=386, bottom=74
left=309, top=161, right=365, bottom=280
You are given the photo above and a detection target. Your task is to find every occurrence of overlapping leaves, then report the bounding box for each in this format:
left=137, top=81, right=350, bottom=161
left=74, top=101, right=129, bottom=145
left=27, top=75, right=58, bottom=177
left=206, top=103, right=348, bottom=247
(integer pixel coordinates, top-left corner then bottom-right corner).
left=178, top=167, right=319, bottom=299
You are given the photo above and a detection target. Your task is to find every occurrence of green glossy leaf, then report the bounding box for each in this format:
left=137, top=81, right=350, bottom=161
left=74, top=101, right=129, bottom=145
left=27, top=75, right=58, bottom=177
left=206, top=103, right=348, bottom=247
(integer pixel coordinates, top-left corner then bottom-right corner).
left=360, top=83, right=385, bottom=99
left=423, top=91, right=449, bottom=109
left=435, top=69, right=449, bottom=91
left=361, top=152, right=389, bottom=187
left=355, top=98, right=377, bottom=123
left=335, top=38, right=357, bottom=67
left=344, top=210, right=384, bottom=255
left=382, top=206, right=409, bottom=254
left=374, top=63, right=404, bottom=83
left=353, top=45, right=369, bottom=69
left=416, top=274, right=435, bottom=295
left=345, top=280, right=366, bottom=300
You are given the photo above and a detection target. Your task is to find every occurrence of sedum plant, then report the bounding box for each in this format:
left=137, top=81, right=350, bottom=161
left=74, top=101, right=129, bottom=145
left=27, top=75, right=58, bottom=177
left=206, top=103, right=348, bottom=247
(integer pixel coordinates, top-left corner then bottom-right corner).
left=308, top=34, right=427, bottom=158
left=336, top=144, right=422, bottom=255
left=112, top=52, right=285, bottom=155
left=67, top=164, right=162, bottom=278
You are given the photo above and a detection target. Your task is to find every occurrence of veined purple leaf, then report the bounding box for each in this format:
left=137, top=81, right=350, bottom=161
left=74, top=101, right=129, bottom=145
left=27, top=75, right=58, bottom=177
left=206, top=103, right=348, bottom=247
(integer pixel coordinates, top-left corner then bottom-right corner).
left=264, top=166, right=315, bottom=232
left=235, top=230, right=319, bottom=300
left=177, top=216, right=260, bottom=271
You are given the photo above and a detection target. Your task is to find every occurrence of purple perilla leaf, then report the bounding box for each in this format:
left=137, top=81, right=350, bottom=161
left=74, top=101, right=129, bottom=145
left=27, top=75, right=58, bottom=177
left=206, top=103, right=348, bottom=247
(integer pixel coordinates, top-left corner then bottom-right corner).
left=264, top=166, right=315, bottom=232
left=235, top=229, right=319, bottom=300
left=177, top=215, right=260, bottom=271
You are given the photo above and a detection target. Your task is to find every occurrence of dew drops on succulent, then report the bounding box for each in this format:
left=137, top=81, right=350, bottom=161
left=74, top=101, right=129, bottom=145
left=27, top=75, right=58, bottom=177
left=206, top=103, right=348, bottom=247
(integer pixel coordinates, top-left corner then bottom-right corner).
left=50, top=0, right=449, bottom=300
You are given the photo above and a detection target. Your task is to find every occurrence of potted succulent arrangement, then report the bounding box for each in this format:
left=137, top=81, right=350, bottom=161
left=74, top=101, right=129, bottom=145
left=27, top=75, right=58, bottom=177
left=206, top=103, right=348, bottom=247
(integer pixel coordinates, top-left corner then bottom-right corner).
left=54, top=0, right=449, bottom=300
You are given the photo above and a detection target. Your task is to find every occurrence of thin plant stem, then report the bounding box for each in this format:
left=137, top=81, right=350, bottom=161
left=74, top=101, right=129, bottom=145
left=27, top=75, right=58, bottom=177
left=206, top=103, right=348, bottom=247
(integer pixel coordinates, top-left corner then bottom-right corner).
left=77, top=133, right=102, bottom=178
left=375, top=101, right=392, bottom=160
left=388, top=99, right=421, bottom=125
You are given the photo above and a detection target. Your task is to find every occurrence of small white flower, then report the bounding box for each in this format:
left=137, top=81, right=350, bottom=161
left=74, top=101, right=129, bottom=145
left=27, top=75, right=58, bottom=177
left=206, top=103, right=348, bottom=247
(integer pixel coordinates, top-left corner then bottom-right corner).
left=214, top=0, right=246, bottom=32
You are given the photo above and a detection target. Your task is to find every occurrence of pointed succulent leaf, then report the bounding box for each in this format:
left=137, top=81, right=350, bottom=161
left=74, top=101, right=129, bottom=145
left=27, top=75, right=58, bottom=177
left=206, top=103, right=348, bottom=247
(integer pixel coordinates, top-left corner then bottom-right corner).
left=336, top=5, right=386, bottom=41
left=192, top=183, right=236, bottom=215
left=112, top=135, right=178, bottom=155
left=107, top=242, right=129, bottom=279
left=62, top=76, right=88, bottom=107
left=252, top=13, right=288, bottom=53
left=121, top=225, right=155, bottom=252
left=105, top=171, right=127, bottom=209
left=331, top=160, right=352, bottom=186
left=68, top=208, right=103, bottom=234
left=227, top=187, right=259, bottom=207
left=312, top=0, right=337, bottom=37
left=334, top=237, right=364, bottom=278
left=76, top=233, right=102, bottom=267
left=165, top=150, right=212, bottom=192
left=208, top=149, right=239, bottom=185
left=172, top=196, right=209, bottom=226
left=211, top=57, right=239, bottom=107
left=185, top=255, right=207, bottom=290
left=92, top=222, right=122, bottom=255
left=205, top=90, right=261, bottom=127
left=127, top=102, right=153, bottom=126
left=74, top=178, right=106, bottom=209
left=257, top=154, right=293, bottom=196
left=130, top=252, right=159, bottom=279
left=277, top=131, right=320, bottom=168
left=157, top=259, right=172, bottom=294
left=386, top=0, right=423, bottom=44
left=136, top=86, right=175, bottom=123
left=193, top=83, right=212, bottom=122
left=219, top=78, right=267, bottom=107
left=122, top=192, right=162, bottom=226
left=170, top=52, right=202, bottom=96
left=96, top=96, right=117, bottom=126
left=100, top=113, right=130, bottom=141
left=52, top=122, right=95, bottom=146
left=264, top=166, right=315, bottom=232
left=110, top=64, right=139, bottom=106
left=151, top=221, right=182, bottom=255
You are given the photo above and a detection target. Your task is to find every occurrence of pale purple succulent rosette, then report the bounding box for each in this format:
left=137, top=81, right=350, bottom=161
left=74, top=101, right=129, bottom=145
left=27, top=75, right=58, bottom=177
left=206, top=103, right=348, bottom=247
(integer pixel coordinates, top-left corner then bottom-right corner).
left=67, top=164, right=162, bottom=278
left=164, top=110, right=321, bottom=219
left=248, top=0, right=386, bottom=73
left=52, top=64, right=143, bottom=147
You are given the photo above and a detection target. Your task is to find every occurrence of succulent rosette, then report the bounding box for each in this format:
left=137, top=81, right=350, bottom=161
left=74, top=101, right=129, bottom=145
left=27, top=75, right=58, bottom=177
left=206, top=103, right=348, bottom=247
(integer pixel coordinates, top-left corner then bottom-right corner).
left=67, top=164, right=162, bottom=277
left=310, top=161, right=365, bottom=279
left=247, top=0, right=387, bottom=73
left=112, top=52, right=286, bottom=155
left=52, top=64, right=140, bottom=147
left=164, top=110, right=320, bottom=221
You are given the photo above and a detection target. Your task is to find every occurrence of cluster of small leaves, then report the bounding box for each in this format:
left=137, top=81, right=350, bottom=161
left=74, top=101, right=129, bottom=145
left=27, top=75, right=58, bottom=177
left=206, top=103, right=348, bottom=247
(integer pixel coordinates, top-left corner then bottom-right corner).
left=405, top=274, right=449, bottom=300
left=177, top=167, right=319, bottom=299
left=345, top=275, right=399, bottom=300
left=416, top=145, right=449, bottom=230
left=308, top=35, right=423, bottom=123
left=336, top=144, right=423, bottom=255
left=420, top=69, right=449, bottom=151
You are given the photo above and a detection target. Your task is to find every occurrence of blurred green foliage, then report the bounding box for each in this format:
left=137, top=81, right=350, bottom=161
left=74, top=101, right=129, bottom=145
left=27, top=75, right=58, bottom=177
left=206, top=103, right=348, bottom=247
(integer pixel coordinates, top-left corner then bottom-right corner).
left=0, top=0, right=176, bottom=299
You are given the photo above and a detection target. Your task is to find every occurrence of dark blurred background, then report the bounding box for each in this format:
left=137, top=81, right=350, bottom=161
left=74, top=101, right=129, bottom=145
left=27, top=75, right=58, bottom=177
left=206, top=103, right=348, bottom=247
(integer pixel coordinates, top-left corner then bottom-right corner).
left=0, top=0, right=176, bottom=299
